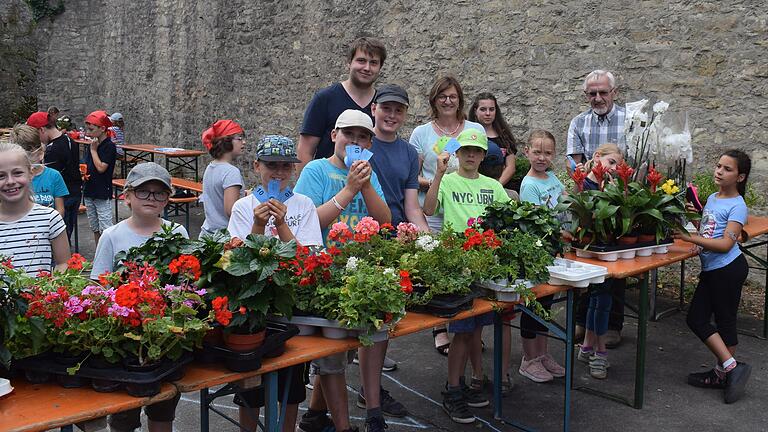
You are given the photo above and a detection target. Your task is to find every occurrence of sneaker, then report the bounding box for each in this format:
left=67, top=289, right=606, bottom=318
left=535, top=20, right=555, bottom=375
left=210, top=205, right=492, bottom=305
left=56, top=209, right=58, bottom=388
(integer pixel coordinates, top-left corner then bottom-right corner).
left=724, top=362, right=752, bottom=404
left=298, top=411, right=336, bottom=432
left=501, top=373, right=515, bottom=395
left=577, top=348, right=593, bottom=364
left=589, top=354, right=609, bottom=379
left=605, top=329, right=622, bottom=349
left=687, top=368, right=726, bottom=389
left=382, top=357, right=398, bottom=372
left=459, top=377, right=490, bottom=407
left=441, top=387, right=475, bottom=424
left=356, top=387, right=409, bottom=417
left=352, top=354, right=398, bottom=372
left=364, top=416, right=387, bottom=432
left=540, top=353, right=565, bottom=378
left=469, top=374, right=490, bottom=391
left=306, top=367, right=316, bottom=390
left=519, top=356, right=553, bottom=383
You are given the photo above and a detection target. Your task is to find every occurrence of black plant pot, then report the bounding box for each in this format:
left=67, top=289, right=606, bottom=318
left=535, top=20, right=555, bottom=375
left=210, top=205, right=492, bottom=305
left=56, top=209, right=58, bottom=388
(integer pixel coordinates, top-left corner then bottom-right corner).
left=92, top=378, right=122, bottom=393
left=123, top=358, right=162, bottom=397
left=24, top=369, right=51, bottom=384
left=53, top=352, right=87, bottom=367
left=57, top=373, right=87, bottom=388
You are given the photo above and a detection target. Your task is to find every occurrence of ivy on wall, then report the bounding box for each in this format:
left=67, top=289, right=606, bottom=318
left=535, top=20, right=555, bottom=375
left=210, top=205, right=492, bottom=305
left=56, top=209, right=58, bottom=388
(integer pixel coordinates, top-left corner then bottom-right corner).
left=24, top=0, right=65, bottom=22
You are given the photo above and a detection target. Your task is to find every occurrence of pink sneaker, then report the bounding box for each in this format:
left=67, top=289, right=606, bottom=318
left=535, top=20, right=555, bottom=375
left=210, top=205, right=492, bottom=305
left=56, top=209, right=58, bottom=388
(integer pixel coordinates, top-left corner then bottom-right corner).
left=519, top=356, right=554, bottom=383
left=540, top=353, right=566, bottom=378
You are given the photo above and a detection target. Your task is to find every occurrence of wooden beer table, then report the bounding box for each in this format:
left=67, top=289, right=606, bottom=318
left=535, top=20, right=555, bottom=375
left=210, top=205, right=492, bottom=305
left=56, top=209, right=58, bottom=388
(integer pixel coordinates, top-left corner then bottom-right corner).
left=0, top=380, right=177, bottom=432
left=118, top=144, right=206, bottom=180
left=567, top=240, right=698, bottom=409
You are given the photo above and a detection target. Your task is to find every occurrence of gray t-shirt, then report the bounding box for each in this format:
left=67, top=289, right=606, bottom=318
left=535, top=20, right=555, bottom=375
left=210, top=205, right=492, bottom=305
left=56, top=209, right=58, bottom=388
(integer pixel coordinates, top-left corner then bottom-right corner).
left=90, top=219, right=189, bottom=278
left=200, top=161, right=243, bottom=238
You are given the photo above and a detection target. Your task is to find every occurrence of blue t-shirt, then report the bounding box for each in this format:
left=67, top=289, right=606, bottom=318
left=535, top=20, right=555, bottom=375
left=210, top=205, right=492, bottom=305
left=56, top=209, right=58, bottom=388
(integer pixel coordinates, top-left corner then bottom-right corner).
left=520, top=171, right=565, bottom=209
left=32, top=167, right=69, bottom=208
left=83, top=138, right=117, bottom=200
left=697, top=193, right=748, bottom=272
left=370, top=136, right=419, bottom=226
left=294, top=158, right=386, bottom=245
left=300, top=82, right=375, bottom=160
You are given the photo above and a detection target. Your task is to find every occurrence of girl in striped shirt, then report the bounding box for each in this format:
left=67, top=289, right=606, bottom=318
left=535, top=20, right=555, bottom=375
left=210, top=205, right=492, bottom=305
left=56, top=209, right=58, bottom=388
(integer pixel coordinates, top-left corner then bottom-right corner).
left=0, top=142, right=70, bottom=275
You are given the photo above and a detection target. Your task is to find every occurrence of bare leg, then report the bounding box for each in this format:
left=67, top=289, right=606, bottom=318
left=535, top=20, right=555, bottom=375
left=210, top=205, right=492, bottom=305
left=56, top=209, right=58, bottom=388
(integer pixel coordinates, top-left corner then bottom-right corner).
left=308, top=375, right=326, bottom=410
left=704, top=333, right=735, bottom=364
left=282, top=404, right=298, bottom=432
left=147, top=420, right=172, bottom=432
left=317, top=374, right=350, bottom=430
left=238, top=407, right=259, bottom=432
left=469, top=327, right=484, bottom=380
left=448, top=333, right=472, bottom=386
left=521, top=337, right=538, bottom=360
left=358, top=340, right=388, bottom=409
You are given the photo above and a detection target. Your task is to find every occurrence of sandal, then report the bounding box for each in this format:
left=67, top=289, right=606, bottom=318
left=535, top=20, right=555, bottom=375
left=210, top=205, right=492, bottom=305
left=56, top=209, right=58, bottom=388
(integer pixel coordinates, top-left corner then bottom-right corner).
left=433, top=328, right=450, bottom=356
left=687, top=368, right=726, bottom=389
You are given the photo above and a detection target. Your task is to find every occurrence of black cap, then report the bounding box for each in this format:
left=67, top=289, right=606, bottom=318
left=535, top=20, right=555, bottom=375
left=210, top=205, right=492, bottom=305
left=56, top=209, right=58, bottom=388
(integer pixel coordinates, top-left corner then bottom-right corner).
left=375, top=84, right=409, bottom=106
left=481, top=140, right=505, bottom=167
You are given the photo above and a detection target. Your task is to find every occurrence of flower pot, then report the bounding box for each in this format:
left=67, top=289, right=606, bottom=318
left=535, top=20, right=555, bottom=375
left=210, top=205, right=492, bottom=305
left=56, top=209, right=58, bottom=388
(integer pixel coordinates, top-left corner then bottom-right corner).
left=24, top=370, right=51, bottom=384
left=53, top=352, right=87, bottom=367
left=203, top=326, right=224, bottom=347
left=92, top=378, right=122, bottom=393
left=57, top=373, right=87, bottom=388
left=638, top=233, right=656, bottom=244
left=223, top=329, right=266, bottom=352
left=617, top=235, right=638, bottom=246
left=88, top=356, right=118, bottom=369
left=122, top=359, right=163, bottom=397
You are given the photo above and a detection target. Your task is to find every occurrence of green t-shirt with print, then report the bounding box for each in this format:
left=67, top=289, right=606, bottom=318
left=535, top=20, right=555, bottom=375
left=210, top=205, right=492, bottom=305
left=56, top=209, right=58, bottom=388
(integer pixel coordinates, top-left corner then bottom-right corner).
left=436, top=172, right=511, bottom=232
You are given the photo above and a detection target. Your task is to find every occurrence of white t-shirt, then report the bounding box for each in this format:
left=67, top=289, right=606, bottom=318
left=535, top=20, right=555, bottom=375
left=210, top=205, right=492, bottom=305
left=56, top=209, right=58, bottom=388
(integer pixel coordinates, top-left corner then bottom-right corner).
left=90, top=219, right=189, bottom=278
left=228, top=193, right=323, bottom=247
left=0, top=204, right=66, bottom=276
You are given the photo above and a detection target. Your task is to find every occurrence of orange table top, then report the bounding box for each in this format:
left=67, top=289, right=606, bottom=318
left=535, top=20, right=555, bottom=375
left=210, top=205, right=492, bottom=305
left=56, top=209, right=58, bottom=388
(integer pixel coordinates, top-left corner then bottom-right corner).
left=744, top=215, right=768, bottom=240
left=120, top=143, right=205, bottom=157
left=565, top=239, right=698, bottom=278
left=113, top=177, right=202, bottom=193
left=0, top=380, right=177, bottom=432
left=176, top=289, right=568, bottom=393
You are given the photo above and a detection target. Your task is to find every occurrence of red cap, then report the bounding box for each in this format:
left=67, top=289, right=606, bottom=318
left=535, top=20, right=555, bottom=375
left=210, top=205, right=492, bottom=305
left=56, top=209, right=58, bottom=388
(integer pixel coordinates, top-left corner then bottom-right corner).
left=84, top=110, right=113, bottom=129
left=201, top=120, right=244, bottom=150
left=26, top=112, right=50, bottom=128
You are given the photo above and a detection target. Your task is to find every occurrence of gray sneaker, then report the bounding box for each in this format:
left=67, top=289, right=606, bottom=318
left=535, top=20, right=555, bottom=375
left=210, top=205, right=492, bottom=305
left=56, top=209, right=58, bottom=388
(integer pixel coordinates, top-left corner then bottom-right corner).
left=356, top=387, right=409, bottom=417
left=459, top=377, right=489, bottom=408
left=442, top=387, right=475, bottom=424
left=577, top=348, right=593, bottom=363
left=589, top=354, right=609, bottom=379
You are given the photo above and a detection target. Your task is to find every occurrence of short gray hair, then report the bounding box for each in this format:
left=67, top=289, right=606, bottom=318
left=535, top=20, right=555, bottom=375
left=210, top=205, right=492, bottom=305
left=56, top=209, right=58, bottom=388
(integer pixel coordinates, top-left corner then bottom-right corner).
left=583, top=70, right=616, bottom=91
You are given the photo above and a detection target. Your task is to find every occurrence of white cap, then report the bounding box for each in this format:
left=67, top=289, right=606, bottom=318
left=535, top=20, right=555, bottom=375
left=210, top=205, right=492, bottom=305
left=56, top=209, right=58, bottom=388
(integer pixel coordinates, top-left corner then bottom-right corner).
left=334, top=109, right=374, bottom=134
left=109, top=112, right=124, bottom=121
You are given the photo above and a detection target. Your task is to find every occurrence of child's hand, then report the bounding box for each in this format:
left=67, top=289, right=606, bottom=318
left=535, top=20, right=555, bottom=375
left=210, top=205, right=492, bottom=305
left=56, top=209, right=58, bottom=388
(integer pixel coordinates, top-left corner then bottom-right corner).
left=684, top=202, right=699, bottom=214
left=252, top=202, right=271, bottom=227
left=436, top=152, right=450, bottom=175
left=267, top=199, right=288, bottom=226
left=347, top=160, right=371, bottom=192
left=672, top=229, right=693, bottom=241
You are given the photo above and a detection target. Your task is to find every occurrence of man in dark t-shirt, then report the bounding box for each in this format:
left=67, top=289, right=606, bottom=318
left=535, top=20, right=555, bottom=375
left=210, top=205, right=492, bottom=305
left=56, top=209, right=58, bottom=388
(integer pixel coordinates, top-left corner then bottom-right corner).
left=28, top=111, right=83, bottom=242
left=297, top=38, right=386, bottom=172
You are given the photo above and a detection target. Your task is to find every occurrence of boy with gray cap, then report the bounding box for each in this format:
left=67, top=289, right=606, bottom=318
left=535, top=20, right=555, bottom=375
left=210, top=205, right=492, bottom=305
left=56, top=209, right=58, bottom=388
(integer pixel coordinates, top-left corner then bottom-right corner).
left=90, top=162, right=187, bottom=432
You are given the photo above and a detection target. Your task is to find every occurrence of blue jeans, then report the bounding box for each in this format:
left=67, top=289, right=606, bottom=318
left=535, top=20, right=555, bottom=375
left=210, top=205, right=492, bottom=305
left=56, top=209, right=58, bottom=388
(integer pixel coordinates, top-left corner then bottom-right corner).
left=586, top=280, right=613, bottom=336
left=62, top=193, right=82, bottom=242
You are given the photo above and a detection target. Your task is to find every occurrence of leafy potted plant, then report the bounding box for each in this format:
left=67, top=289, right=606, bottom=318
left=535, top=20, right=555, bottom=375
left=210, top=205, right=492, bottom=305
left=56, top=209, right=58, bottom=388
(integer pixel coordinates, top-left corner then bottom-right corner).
left=480, top=200, right=565, bottom=255
left=206, top=234, right=297, bottom=351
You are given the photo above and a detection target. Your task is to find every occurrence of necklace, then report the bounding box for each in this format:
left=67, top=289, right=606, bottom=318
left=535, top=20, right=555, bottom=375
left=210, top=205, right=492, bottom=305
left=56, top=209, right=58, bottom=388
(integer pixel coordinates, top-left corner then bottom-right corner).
left=433, top=120, right=462, bottom=136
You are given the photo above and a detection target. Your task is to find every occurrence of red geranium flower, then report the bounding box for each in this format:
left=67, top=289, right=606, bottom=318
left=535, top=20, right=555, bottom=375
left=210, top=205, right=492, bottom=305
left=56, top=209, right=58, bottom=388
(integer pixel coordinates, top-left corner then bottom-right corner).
left=67, top=253, right=86, bottom=271
left=168, top=255, right=201, bottom=281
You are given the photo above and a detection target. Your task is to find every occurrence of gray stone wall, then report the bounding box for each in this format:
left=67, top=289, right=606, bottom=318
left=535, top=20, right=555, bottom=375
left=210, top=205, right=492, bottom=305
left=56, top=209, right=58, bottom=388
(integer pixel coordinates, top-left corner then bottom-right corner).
left=17, top=0, right=768, bottom=184
left=0, top=0, right=38, bottom=125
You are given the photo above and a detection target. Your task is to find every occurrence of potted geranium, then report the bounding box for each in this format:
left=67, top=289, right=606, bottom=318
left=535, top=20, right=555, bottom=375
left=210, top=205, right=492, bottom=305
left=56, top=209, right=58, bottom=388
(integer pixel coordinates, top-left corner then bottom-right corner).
left=480, top=200, right=565, bottom=255
left=206, top=234, right=297, bottom=351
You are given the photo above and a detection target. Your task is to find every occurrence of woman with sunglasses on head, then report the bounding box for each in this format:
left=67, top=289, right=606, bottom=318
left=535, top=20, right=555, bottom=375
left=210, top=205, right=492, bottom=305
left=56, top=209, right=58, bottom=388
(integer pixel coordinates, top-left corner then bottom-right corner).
left=409, top=76, right=484, bottom=357
left=199, top=120, right=246, bottom=238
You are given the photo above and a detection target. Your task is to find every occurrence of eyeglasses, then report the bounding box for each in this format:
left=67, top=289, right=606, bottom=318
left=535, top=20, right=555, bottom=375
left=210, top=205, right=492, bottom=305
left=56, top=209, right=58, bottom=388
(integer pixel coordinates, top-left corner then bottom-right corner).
left=263, top=162, right=294, bottom=171
left=132, top=189, right=170, bottom=201
left=585, top=89, right=614, bottom=98
left=437, top=95, right=459, bottom=102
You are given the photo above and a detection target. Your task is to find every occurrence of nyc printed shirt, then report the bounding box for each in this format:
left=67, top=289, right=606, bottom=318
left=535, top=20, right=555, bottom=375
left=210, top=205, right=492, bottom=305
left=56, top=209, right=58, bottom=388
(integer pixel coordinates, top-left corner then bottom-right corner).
left=436, top=173, right=510, bottom=232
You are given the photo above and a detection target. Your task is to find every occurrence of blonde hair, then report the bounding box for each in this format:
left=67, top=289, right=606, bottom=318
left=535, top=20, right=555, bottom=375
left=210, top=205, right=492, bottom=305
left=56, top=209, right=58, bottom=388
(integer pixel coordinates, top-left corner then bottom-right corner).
left=526, top=129, right=556, bottom=149
left=10, top=124, right=42, bottom=154
left=584, top=143, right=623, bottom=172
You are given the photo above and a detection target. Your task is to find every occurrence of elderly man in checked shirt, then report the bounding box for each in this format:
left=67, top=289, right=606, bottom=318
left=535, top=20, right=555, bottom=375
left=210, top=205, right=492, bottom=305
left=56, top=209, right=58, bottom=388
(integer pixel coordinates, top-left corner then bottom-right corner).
left=565, top=69, right=629, bottom=349
left=566, top=69, right=626, bottom=166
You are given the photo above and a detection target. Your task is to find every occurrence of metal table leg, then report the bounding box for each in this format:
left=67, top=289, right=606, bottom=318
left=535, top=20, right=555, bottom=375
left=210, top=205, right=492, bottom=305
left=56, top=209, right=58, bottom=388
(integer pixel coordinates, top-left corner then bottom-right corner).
left=200, top=388, right=210, bottom=432
left=264, top=371, right=279, bottom=432
left=634, top=272, right=649, bottom=409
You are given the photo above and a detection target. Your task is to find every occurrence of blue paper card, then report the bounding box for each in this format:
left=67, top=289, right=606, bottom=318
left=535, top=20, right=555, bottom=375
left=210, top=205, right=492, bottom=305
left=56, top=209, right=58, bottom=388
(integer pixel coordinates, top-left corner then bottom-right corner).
left=359, top=148, right=374, bottom=161
left=443, top=138, right=460, bottom=154
left=344, top=145, right=363, bottom=168
left=253, top=186, right=269, bottom=203
left=277, top=187, right=294, bottom=203
left=267, top=179, right=281, bottom=199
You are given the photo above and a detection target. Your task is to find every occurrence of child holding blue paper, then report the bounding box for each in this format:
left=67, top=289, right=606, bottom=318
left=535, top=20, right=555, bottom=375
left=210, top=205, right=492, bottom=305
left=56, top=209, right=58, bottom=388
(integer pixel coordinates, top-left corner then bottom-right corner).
left=227, top=135, right=322, bottom=432
left=294, top=109, right=391, bottom=432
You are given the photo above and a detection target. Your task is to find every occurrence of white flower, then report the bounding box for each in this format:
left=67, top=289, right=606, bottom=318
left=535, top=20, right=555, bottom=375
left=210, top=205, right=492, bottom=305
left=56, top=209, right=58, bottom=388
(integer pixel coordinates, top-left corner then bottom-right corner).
left=653, top=101, right=669, bottom=114
left=633, top=112, right=648, bottom=125
left=535, top=239, right=543, bottom=248
left=415, top=234, right=438, bottom=252
left=383, top=268, right=395, bottom=276
left=345, top=256, right=359, bottom=271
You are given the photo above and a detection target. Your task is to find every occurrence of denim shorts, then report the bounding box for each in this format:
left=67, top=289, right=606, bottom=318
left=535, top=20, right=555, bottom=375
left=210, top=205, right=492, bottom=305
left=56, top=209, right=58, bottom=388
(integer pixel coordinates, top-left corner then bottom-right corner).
left=310, top=350, right=354, bottom=375
left=448, top=311, right=495, bottom=333
left=84, top=197, right=113, bottom=233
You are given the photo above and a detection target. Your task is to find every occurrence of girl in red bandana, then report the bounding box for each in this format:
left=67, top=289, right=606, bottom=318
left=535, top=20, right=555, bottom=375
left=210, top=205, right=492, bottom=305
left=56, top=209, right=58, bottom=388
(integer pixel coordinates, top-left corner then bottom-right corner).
left=199, top=120, right=246, bottom=238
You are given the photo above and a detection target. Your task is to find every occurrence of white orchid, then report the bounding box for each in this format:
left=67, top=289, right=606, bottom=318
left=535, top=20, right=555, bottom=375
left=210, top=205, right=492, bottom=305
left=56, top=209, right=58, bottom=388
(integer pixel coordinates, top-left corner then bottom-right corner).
left=652, top=101, right=669, bottom=114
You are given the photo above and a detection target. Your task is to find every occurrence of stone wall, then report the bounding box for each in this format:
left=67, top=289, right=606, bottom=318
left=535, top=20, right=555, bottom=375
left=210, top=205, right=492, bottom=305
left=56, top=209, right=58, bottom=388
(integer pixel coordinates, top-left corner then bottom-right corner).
left=12, top=0, right=768, bottom=184
left=0, top=1, right=38, bottom=125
